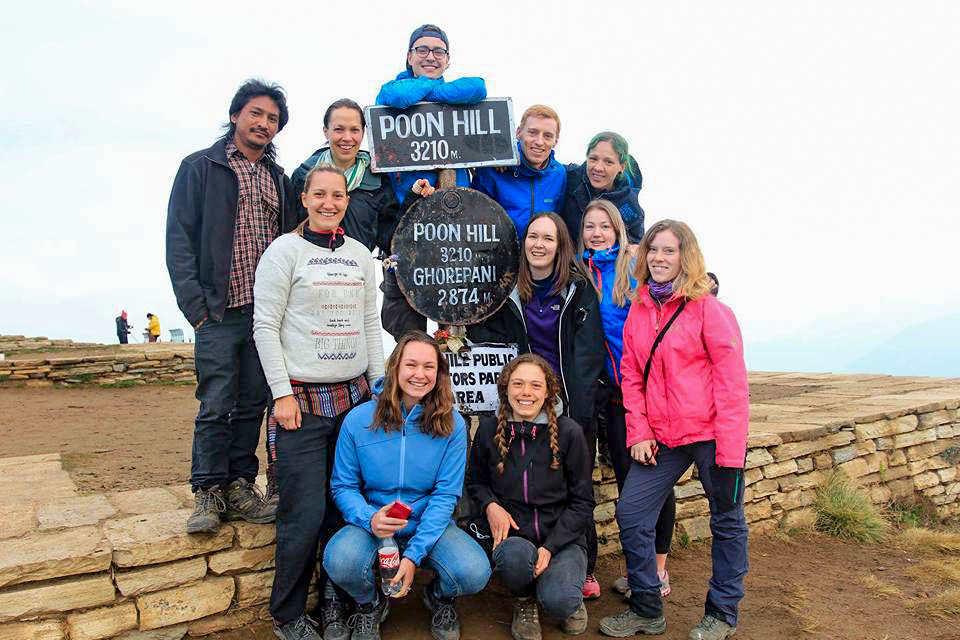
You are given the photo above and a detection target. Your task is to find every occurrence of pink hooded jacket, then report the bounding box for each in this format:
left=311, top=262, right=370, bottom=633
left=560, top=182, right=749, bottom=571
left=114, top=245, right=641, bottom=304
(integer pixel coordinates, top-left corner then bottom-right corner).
left=621, top=286, right=749, bottom=468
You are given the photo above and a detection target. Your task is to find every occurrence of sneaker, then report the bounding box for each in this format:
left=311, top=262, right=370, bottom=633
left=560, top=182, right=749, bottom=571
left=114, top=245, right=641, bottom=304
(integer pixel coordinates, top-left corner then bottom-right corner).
left=186, top=486, right=225, bottom=533
left=658, top=569, right=671, bottom=598
left=224, top=477, right=277, bottom=523
left=319, top=588, right=350, bottom=640
left=562, top=601, right=588, bottom=636
left=347, top=597, right=388, bottom=640
left=582, top=575, right=601, bottom=600
left=273, top=615, right=321, bottom=640
left=688, top=615, right=736, bottom=640
left=265, top=462, right=279, bottom=509
left=510, top=597, right=541, bottom=640
left=612, top=575, right=630, bottom=595
left=598, top=609, right=666, bottom=637
left=422, top=583, right=460, bottom=640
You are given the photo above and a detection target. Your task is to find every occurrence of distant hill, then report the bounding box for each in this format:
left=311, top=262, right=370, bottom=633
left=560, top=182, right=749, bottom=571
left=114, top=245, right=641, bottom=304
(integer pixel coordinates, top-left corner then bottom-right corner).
left=846, top=313, right=960, bottom=377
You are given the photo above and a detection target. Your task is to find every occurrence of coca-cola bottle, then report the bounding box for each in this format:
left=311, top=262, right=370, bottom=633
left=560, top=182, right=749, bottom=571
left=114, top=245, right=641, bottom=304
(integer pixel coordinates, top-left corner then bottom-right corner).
left=378, top=536, right=402, bottom=596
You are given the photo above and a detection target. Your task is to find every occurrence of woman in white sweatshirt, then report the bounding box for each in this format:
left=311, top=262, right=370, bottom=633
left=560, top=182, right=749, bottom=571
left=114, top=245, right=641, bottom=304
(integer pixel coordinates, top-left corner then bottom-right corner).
left=253, top=164, right=385, bottom=640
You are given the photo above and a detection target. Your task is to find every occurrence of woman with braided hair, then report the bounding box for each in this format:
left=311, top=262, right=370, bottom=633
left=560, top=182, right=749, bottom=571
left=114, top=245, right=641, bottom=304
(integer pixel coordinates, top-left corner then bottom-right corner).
left=467, top=354, right=596, bottom=640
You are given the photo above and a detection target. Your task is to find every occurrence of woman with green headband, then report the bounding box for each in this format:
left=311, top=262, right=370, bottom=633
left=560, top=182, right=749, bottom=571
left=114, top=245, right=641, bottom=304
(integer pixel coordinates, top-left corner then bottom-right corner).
left=559, top=131, right=645, bottom=246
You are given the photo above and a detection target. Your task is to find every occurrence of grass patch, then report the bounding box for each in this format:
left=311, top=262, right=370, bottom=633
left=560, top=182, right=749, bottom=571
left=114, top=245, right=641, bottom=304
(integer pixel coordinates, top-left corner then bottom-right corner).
left=906, top=559, right=960, bottom=587
left=813, top=472, right=889, bottom=542
left=888, top=496, right=940, bottom=529
left=100, top=380, right=140, bottom=389
left=913, top=588, right=960, bottom=618
left=859, top=573, right=903, bottom=599
left=773, top=581, right=820, bottom=634
left=898, top=528, right=960, bottom=554
left=674, top=529, right=691, bottom=549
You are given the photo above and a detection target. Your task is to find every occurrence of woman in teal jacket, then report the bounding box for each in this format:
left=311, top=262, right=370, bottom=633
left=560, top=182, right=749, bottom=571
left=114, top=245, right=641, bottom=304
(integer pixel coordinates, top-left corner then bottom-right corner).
left=323, top=330, right=490, bottom=640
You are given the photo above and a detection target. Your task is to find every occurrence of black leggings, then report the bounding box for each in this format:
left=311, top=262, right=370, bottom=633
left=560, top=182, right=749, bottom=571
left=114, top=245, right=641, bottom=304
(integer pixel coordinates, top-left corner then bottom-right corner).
left=600, top=384, right=675, bottom=556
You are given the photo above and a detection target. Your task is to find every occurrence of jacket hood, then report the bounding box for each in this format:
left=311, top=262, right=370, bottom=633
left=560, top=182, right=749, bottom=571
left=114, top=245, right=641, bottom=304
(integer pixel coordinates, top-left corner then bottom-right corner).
left=576, top=162, right=636, bottom=204
left=513, top=141, right=561, bottom=177
left=583, top=245, right=621, bottom=268
left=299, top=147, right=380, bottom=191
left=369, top=375, right=427, bottom=427
left=372, top=376, right=385, bottom=396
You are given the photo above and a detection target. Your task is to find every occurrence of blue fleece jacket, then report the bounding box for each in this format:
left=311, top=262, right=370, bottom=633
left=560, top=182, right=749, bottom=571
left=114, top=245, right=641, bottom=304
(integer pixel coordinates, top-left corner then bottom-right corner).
left=583, top=246, right=636, bottom=385
left=330, top=378, right=468, bottom=566
left=376, top=70, right=486, bottom=204
left=471, top=142, right=566, bottom=239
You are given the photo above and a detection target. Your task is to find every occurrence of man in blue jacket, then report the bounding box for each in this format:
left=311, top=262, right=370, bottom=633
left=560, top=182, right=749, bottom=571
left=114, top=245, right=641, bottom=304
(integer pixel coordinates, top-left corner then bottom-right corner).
left=376, top=24, right=486, bottom=203
left=471, top=104, right=566, bottom=240
left=378, top=24, right=487, bottom=340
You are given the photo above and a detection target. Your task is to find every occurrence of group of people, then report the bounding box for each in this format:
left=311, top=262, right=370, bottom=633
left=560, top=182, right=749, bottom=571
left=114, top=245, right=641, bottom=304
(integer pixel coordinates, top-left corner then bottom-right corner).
left=165, top=23, right=749, bottom=640
left=114, top=311, right=160, bottom=343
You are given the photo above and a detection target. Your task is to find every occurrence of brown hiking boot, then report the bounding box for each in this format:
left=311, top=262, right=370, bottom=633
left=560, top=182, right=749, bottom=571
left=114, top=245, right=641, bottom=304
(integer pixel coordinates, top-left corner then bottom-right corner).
left=224, top=478, right=276, bottom=523
left=511, top=597, right=541, bottom=640
left=562, top=602, right=588, bottom=635
left=186, top=486, right=225, bottom=533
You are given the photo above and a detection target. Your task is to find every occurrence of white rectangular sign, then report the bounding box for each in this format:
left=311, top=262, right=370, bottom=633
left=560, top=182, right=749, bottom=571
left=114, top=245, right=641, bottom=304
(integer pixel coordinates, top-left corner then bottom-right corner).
left=443, top=343, right=518, bottom=413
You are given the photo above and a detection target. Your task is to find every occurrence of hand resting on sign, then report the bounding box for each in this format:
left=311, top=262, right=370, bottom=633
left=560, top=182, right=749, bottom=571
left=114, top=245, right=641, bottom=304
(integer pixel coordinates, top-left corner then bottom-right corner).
left=412, top=179, right=436, bottom=198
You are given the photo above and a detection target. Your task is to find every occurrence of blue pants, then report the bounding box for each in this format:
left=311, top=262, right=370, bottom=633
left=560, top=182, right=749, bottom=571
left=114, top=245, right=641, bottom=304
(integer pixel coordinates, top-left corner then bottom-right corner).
left=190, top=306, right=267, bottom=490
left=616, top=440, right=748, bottom=626
left=493, top=537, right=586, bottom=620
left=323, top=523, right=491, bottom=605
left=270, top=412, right=347, bottom=624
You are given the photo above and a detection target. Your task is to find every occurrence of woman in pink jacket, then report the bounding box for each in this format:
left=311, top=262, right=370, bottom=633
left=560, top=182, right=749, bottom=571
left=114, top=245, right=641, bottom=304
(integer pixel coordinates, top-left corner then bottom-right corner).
left=598, top=220, right=748, bottom=640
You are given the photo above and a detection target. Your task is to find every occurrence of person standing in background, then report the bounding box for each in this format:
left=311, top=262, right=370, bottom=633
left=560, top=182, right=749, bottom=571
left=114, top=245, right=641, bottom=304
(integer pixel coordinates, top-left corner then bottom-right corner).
left=146, top=313, right=160, bottom=343
left=116, top=310, right=131, bottom=344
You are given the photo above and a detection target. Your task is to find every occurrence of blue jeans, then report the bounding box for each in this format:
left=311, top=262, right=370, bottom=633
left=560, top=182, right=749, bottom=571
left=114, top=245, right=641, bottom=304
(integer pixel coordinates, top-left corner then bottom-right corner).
left=616, top=440, right=748, bottom=626
left=190, top=306, right=268, bottom=489
left=323, top=523, right=491, bottom=605
left=493, top=537, right=586, bottom=619
left=270, top=412, right=347, bottom=624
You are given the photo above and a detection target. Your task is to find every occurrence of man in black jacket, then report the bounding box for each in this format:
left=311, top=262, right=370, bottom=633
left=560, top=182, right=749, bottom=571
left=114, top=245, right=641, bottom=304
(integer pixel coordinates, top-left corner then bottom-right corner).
left=166, top=79, right=300, bottom=535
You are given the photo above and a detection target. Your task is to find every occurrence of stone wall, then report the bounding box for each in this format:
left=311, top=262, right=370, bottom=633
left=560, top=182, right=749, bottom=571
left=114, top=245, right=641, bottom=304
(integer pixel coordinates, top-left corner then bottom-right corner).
left=1, top=373, right=959, bottom=638
left=592, top=372, right=960, bottom=553
left=0, top=335, right=103, bottom=353
left=0, top=345, right=195, bottom=388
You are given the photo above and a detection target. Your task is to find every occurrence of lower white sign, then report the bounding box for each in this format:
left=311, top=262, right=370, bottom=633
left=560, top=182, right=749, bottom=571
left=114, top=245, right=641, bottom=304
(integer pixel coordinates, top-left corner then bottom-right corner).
left=443, top=343, right=519, bottom=413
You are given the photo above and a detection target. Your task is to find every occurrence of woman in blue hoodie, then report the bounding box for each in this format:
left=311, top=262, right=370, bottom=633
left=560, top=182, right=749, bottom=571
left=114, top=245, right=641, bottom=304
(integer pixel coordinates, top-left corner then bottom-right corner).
left=576, top=199, right=675, bottom=600
left=324, top=330, right=490, bottom=640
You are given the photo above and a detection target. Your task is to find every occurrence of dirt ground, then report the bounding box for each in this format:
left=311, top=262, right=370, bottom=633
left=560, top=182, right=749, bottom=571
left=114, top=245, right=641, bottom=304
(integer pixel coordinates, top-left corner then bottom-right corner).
left=3, top=382, right=958, bottom=639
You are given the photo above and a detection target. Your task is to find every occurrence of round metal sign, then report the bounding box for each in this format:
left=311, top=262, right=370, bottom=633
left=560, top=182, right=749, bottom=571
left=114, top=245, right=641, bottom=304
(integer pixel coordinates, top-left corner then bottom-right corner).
left=391, top=187, right=519, bottom=325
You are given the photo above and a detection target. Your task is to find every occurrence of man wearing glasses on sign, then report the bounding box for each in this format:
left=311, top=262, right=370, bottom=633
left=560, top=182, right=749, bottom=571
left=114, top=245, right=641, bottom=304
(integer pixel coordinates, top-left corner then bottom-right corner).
left=377, top=24, right=488, bottom=339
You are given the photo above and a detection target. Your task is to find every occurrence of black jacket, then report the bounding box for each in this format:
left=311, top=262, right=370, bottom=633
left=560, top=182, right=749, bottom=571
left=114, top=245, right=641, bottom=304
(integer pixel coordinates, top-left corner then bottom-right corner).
left=467, top=414, right=595, bottom=554
left=165, top=138, right=299, bottom=327
left=559, top=162, right=645, bottom=245
left=466, top=273, right=604, bottom=428
left=290, top=148, right=401, bottom=254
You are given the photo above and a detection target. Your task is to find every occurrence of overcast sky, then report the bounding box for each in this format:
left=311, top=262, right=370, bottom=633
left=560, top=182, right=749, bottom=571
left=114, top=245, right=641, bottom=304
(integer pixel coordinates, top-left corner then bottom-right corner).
left=2, top=1, right=957, bottom=374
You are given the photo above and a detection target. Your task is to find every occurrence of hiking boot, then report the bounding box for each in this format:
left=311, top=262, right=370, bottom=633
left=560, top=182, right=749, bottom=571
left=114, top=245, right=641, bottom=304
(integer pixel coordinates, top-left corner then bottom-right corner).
left=422, top=583, right=460, bottom=640
left=224, top=477, right=277, bottom=523
left=688, top=615, right=736, bottom=640
left=186, top=486, right=225, bottom=533
left=658, top=569, right=671, bottom=598
left=273, top=615, right=321, bottom=640
left=347, top=596, right=388, bottom=640
left=562, top=601, right=588, bottom=636
left=582, top=574, right=601, bottom=600
left=318, top=588, right=350, bottom=640
left=598, top=608, right=666, bottom=637
left=265, top=462, right=279, bottom=509
left=510, top=597, right=541, bottom=640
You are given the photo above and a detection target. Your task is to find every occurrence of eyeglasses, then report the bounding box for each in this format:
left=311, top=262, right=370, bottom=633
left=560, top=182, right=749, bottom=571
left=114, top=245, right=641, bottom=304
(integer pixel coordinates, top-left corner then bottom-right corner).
left=410, top=46, right=448, bottom=59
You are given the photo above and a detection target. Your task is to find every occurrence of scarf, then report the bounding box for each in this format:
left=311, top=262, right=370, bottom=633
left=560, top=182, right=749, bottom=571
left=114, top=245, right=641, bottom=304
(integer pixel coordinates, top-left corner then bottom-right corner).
left=647, top=277, right=674, bottom=304
left=303, top=225, right=345, bottom=249
left=316, top=149, right=368, bottom=192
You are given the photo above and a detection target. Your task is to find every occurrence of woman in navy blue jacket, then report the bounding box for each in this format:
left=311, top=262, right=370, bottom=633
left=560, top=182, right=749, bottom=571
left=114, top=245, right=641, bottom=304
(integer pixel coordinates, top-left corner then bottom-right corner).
left=560, top=131, right=645, bottom=246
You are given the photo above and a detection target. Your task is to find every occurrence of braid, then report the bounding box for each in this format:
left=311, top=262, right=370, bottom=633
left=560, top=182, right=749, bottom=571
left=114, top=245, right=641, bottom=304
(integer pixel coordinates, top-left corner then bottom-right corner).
left=494, top=405, right=511, bottom=475
left=545, top=400, right=561, bottom=471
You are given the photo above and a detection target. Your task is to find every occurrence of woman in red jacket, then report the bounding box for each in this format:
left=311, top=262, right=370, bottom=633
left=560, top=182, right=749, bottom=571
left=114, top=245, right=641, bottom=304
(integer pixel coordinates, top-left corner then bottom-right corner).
left=598, top=220, right=748, bottom=640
